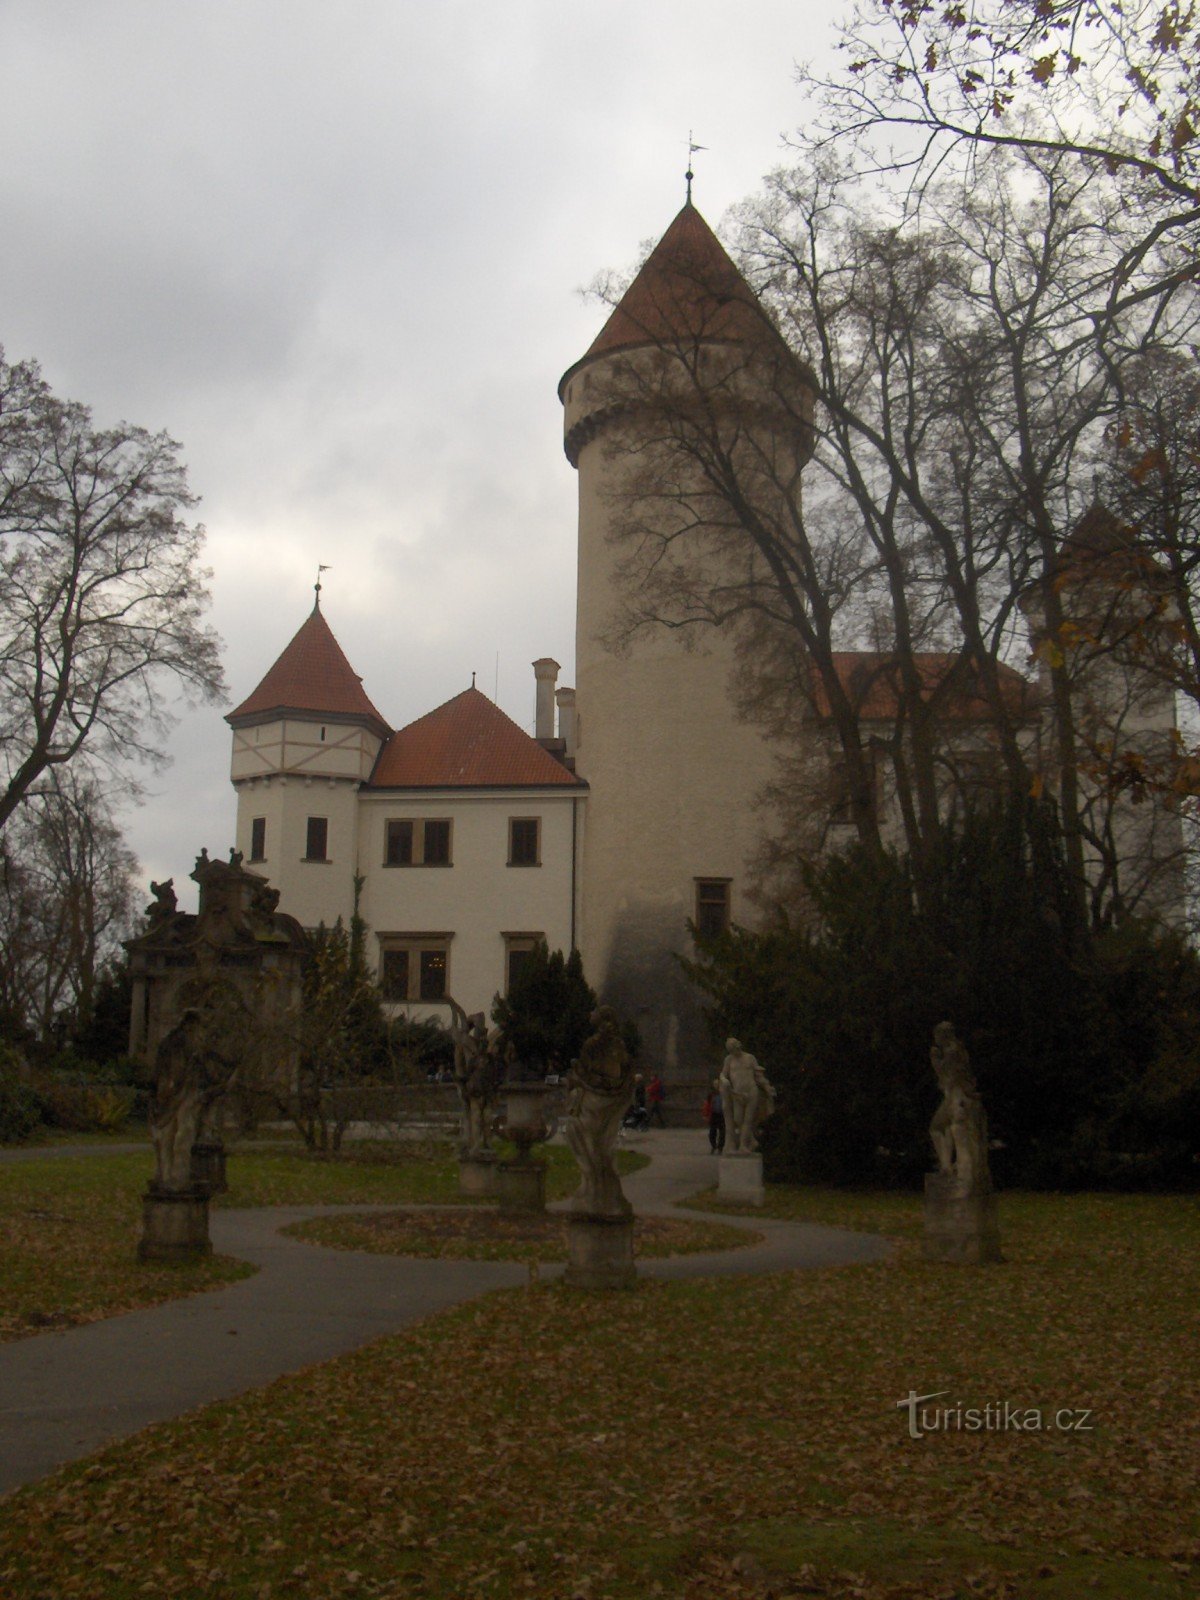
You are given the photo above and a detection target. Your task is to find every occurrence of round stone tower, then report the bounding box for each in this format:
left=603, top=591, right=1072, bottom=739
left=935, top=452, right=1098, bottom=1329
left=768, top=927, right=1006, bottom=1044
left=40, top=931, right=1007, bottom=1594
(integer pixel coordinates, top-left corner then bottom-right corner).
left=559, top=200, right=814, bottom=1083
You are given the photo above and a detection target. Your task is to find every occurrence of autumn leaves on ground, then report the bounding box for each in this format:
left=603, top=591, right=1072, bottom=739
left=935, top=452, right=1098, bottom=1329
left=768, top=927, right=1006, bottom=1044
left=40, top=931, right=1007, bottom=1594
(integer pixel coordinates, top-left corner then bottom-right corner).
left=1, top=1146, right=1197, bottom=1600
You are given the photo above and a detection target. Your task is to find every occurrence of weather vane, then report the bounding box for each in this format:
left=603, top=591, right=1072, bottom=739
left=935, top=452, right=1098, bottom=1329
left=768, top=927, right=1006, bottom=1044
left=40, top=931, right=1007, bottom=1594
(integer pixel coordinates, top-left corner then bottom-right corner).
left=314, top=564, right=331, bottom=607
left=685, top=131, right=708, bottom=205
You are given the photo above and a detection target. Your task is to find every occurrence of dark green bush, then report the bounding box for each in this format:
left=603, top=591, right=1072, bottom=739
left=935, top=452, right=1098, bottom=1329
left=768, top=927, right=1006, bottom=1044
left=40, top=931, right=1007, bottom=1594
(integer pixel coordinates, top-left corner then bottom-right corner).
left=491, top=944, right=597, bottom=1075
left=685, top=804, right=1200, bottom=1190
left=0, top=1056, right=41, bottom=1143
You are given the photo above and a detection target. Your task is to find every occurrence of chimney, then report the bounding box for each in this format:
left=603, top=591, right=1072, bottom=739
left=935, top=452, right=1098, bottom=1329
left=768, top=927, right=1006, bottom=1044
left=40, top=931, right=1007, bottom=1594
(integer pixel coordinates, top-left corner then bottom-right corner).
left=556, top=686, right=577, bottom=759
left=532, top=658, right=560, bottom=743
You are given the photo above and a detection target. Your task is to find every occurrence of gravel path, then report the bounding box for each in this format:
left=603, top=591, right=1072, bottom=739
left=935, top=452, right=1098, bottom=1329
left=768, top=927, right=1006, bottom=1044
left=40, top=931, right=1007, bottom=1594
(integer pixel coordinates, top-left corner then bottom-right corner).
left=0, top=1130, right=888, bottom=1497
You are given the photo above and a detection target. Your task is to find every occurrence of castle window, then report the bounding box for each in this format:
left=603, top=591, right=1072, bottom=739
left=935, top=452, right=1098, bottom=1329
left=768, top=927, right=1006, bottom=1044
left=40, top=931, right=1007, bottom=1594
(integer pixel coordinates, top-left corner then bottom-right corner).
left=378, top=936, right=452, bottom=1003
left=508, top=817, right=540, bottom=867
left=384, top=818, right=452, bottom=867
left=250, top=817, right=266, bottom=862
left=380, top=949, right=409, bottom=1002
left=385, top=819, right=414, bottom=865
left=305, top=816, right=328, bottom=862
left=423, top=820, right=452, bottom=866
left=694, top=879, right=731, bottom=940
left=503, top=933, right=544, bottom=993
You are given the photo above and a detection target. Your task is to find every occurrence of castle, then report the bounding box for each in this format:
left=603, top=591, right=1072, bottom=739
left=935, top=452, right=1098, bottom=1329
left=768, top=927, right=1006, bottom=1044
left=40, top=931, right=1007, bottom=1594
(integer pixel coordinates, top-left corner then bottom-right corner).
left=226, top=199, right=1185, bottom=1084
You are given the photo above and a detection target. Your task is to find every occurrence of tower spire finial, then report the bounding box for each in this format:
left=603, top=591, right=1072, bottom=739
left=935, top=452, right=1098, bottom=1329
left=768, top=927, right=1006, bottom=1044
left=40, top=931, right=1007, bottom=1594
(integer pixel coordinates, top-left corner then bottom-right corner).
left=314, top=564, right=331, bottom=612
left=685, top=130, right=708, bottom=205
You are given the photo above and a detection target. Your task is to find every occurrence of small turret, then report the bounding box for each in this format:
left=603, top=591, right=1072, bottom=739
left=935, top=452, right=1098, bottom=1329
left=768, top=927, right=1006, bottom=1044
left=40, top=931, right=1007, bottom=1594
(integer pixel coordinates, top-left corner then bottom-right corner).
left=226, top=603, right=392, bottom=928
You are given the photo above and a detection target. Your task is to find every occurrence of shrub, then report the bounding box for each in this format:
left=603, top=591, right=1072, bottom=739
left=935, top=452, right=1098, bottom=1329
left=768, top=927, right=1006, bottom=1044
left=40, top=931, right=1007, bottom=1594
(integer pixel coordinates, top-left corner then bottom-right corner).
left=491, top=944, right=597, bottom=1075
left=0, top=1063, right=41, bottom=1144
left=34, top=1073, right=135, bottom=1133
left=685, top=804, right=1200, bottom=1190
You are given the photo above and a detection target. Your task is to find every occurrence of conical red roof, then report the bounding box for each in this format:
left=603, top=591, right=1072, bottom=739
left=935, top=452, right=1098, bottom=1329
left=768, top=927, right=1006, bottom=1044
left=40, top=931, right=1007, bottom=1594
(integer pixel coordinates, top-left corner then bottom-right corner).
left=227, top=606, right=391, bottom=737
left=562, top=203, right=778, bottom=392
left=368, top=687, right=585, bottom=788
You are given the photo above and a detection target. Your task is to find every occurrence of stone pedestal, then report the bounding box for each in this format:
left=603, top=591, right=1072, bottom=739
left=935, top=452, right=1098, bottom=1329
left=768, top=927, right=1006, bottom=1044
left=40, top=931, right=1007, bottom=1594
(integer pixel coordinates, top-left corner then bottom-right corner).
left=922, top=1172, right=1002, bottom=1264
left=495, top=1158, right=546, bottom=1212
left=564, top=1212, right=637, bottom=1290
left=718, top=1150, right=765, bottom=1206
left=458, top=1151, right=498, bottom=1198
left=138, top=1183, right=212, bottom=1262
left=190, top=1141, right=228, bottom=1195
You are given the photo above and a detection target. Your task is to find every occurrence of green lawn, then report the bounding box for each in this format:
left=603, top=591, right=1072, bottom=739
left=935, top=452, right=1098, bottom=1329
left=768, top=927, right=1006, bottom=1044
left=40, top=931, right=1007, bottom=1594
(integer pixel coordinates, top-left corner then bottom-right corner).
left=1, top=1187, right=1195, bottom=1598
left=0, top=1154, right=252, bottom=1342
left=286, top=1206, right=756, bottom=1262
left=0, top=1142, right=649, bottom=1340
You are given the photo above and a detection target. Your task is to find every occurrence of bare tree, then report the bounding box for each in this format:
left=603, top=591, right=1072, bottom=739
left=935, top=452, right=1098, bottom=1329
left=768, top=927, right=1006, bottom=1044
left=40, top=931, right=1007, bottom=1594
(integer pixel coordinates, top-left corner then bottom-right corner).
left=0, top=349, right=224, bottom=831
left=591, top=132, right=1193, bottom=928
left=0, top=769, right=137, bottom=1044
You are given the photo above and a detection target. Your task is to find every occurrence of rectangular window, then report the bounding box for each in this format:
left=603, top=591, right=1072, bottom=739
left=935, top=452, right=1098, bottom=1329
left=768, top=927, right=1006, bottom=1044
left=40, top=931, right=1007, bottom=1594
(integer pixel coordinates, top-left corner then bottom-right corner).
left=422, top=819, right=451, bottom=866
left=380, top=949, right=410, bottom=1003
left=508, top=817, right=540, bottom=867
left=503, top=933, right=544, bottom=993
left=305, top=816, right=328, bottom=861
left=250, top=817, right=266, bottom=862
left=694, top=879, right=731, bottom=940
left=383, top=818, right=452, bottom=866
left=385, top=819, right=414, bottom=866
left=377, top=937, right=451, bottom=1003
left=419, top=948, right=447, bottom=1000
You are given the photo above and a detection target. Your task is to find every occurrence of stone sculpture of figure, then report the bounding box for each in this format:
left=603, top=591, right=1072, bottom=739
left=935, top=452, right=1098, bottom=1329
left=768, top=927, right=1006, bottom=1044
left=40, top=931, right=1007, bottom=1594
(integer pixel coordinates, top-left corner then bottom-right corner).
left=929, top=1021, right=991, bottom=1193
left=719, top=1038, right=776, bottom=1154
left=149, top=1007, right=239, bottom=1190
left=146, top=879, right=177, bottom=924
left=453, top=1010, right=498, bottom=1156
left=564, top=1006, right=635, bottom=1215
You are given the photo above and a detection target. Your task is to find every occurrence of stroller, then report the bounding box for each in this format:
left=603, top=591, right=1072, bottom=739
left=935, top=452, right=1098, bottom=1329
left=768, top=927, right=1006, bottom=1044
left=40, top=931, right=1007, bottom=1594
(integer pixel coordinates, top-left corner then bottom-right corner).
left=621, top=1102, right=650, bottom=1133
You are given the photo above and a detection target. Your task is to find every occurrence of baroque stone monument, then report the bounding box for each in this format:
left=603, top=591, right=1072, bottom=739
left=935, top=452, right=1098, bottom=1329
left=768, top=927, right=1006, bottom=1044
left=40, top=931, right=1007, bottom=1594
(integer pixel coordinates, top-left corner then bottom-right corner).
left=126, top=849, right=307, bottom=1259
left=717, top=1037, right=776, bottom=1206
left=450, top=1003, right=501, bottom=1196
left=922, top=1021, right=1002, bottom=1264
left=563, top=1006, right=637, bottom=1288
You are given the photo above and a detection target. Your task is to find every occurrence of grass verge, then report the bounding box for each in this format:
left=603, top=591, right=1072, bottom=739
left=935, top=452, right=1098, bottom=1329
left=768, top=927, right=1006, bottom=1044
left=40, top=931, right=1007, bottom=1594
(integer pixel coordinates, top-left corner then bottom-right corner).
left=0, top=1143, right=649, bottom=1340
left=1, top=1189, right=1196, bottom=1597
left=285, top=1206, right=758, bottom=1262
left=0, top=1156, right=251, bottom=1342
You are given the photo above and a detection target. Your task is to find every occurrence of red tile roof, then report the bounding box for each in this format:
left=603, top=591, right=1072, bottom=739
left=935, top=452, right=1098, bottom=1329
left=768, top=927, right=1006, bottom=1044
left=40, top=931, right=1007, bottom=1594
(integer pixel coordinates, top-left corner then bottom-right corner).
left=368, top=687, right=585, bottom=788
left=810, top=652, right=1035, bottom=723
left=1061, top=502, right=1133, bottom=559
left=561, top=203, right=784, bottom=390
left=226, top=606, right=391, bottom=737
left=1057, top=501, right=1170, bottom=590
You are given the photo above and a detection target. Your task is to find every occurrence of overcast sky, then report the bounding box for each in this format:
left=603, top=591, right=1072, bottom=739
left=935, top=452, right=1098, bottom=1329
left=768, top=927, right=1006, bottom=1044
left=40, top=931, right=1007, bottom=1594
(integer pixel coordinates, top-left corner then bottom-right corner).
left=1, top=0, right=839, bottom=905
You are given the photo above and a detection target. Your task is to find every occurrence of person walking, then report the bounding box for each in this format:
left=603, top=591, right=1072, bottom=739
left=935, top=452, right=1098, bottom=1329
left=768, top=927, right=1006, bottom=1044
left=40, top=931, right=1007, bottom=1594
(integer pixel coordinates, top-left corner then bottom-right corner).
left=705, top=1078, right=725, bottom=1153
left=646, top=1071, right=667, bottom=1127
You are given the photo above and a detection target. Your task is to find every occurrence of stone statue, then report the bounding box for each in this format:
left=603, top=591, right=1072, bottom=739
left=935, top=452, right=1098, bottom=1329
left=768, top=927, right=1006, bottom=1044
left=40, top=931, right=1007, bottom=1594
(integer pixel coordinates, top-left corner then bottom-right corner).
left=148, top=1006, right=239, bottom=1191
left=564, top=1006, right=635, bottom=1215
left=718, top=1038, right=776, bottom=1154
left=929, top=1021, right=991, bottom=1193
left=452, top=1007, right=499, bottom=1156
left=146, top=879, right=177, bottom=923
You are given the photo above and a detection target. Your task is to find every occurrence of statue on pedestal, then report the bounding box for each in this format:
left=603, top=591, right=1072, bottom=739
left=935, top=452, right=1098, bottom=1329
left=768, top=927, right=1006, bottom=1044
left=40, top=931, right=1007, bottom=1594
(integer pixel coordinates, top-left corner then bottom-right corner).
left=929, top=1021, right=991, bottom=1193
left=451, top=1005, right=499, bottom=1157
left=564, top=1007, right=635, bottom=1215
left=149, top=1002, right=240, bottom=1192
left=718, top=1038, right=776, bottom=1153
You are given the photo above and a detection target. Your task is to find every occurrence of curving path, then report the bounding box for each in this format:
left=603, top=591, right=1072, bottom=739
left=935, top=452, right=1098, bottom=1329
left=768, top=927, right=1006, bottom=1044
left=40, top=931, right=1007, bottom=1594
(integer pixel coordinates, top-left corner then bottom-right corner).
left=0, top=1130, right=888, bottom=1498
